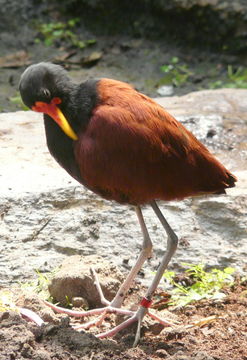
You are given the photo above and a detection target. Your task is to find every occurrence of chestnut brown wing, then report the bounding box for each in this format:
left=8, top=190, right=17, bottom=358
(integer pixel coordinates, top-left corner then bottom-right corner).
left=74, top=95, right=235, bottom=205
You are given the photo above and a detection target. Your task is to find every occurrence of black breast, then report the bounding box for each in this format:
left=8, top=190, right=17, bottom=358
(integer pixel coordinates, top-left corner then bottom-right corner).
left=44, top=79, right=99, bottom=186
left=44, top=118, right=84, bottom=183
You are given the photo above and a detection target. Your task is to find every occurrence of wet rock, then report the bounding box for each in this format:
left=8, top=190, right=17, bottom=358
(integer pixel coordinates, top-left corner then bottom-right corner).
left=48, top=255, right=124, bottom=307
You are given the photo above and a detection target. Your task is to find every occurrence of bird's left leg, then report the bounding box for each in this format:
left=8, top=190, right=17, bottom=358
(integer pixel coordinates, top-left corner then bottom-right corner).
left=132, top=200, right=178, bottom=345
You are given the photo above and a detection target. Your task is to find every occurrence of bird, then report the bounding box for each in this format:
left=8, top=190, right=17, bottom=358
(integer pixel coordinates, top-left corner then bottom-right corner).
left=19, top=62, right=236, bottom=345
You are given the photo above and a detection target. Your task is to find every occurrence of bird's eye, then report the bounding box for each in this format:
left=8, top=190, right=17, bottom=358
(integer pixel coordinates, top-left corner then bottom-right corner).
left=41, top=88, right=51, bottom=98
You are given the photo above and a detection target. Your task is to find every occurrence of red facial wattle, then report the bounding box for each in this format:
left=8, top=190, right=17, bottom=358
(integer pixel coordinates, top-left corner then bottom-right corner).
left=32, top=97, right=78, bottom=140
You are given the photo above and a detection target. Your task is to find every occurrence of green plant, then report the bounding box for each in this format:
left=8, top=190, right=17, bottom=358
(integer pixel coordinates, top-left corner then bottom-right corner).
left=9, top=95, right=29, bottom=110
left=65, top=295, right=73, bottom=308
left=19, top=269, right=57, bottom=302
left=160, top=56, right=192, bottom=87
left=35, top=18, right=96, bottom=49
left=163, top=263, right=235, bottom=308
left=210, top=65, right=247, bottom=89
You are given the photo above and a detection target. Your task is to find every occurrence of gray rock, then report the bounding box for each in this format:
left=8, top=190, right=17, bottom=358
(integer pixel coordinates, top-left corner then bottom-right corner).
left=0, top=89, right=246, bottom=288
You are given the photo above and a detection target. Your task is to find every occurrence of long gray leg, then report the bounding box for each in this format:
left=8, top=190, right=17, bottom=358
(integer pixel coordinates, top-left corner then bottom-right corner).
left=111, top=206, right=153, bottom=308
left=146, top=201, right=178, bottom=298
left=44, top=202, right=178, bottom=343
left=133, top=200, right=178, bottom=345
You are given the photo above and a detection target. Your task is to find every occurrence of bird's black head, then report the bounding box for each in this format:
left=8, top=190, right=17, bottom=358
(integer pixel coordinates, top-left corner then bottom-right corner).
left=19, top=62, right=70, bottom=108
left=19, top=62, right=78, bottom=140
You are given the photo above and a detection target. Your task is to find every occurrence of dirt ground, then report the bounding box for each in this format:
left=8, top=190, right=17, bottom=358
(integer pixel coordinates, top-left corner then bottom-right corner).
left=0, top=280, right=246, bottom=360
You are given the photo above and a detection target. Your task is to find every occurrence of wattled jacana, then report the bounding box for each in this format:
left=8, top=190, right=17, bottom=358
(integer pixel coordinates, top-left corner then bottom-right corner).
left=19, top=62, right=236, bottom=345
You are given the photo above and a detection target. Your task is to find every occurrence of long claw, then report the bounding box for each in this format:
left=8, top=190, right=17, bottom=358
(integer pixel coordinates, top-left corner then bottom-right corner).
left=44, top=300, right=134, bottom=317
left=43, top=291, right=175, bottom=345
left=147, top=310, right=178, bottom=326
left=96, top=314, right=137, bottom=339
left=133, top=317, right=142, bottom=347
left=90, top=267, right=110, bottom=306
left=74, top=317, right=103, bottom=330
left=74, top=310, right=108, bottom=330
left=43, top=300, right=110, bottom=317
left=20, top=307, right=44, bottom=326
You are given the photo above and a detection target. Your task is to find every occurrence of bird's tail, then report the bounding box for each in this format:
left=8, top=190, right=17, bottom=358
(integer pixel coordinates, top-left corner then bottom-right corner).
left=214, top=171, right=237, bottom=195
left=225, top=171, right=237, bottom=188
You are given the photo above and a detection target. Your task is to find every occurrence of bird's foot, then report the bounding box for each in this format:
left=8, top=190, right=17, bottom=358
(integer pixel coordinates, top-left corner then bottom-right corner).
left=44, top=297, right=175, bottom=345
left=43, top=300, right=135, bottom=328
left=19, top=307, right=44, bottom=326
left=43, top=266, right=175, bottom=345
left=92, top=304, right=175, bottom=346
left=43, top=265, right=135, bottom=331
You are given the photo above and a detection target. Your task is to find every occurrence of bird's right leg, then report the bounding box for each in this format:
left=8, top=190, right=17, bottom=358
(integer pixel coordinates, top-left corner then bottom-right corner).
left=93, top=201, right=178, bottom=344
left=110, top=205, right=153, bottom=308
left=44, top=206, right=153, bottom=327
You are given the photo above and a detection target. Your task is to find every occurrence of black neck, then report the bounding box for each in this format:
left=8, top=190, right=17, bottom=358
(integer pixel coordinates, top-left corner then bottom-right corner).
left=44, top=79, right=99, bottom=185
left=60, top=79, right=99, bottom=133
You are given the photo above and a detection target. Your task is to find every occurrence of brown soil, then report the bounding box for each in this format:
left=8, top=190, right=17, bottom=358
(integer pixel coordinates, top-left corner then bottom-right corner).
left=0, top=283, right=246, bottom=360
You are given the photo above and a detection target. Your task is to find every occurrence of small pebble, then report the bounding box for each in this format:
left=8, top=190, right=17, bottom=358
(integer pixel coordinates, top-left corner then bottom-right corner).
left=155, top=348, right=169, bottom=358
left=157, top=85, right=174, bottom=96
left=71, top=296, right=88, bottom=308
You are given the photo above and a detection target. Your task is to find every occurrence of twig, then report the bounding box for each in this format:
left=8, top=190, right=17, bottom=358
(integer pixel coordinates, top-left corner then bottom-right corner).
left=23, top=217, right=52, bottom=242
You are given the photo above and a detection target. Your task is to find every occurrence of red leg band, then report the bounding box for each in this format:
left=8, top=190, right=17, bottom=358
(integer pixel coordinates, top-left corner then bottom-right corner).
left=140, top=297, right=152, bottom=308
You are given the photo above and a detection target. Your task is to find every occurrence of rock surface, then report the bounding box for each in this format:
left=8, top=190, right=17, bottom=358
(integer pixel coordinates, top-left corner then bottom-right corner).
left=0, top=89, right=246, bottom=287
left=48, top=255, right=124, bottom=307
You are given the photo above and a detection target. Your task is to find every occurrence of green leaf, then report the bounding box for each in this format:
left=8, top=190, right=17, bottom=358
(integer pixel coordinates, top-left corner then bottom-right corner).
left=162, top=263, right=236, bottom=308
left=86, top=39, right=97, bottom=45
left=53, top=30, right=64, bottom=38
left=171, top=56, right=179, bottom=64
left=160, top=64, right=174, bottom=73
left=68, top=18, right=80, bottom=27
